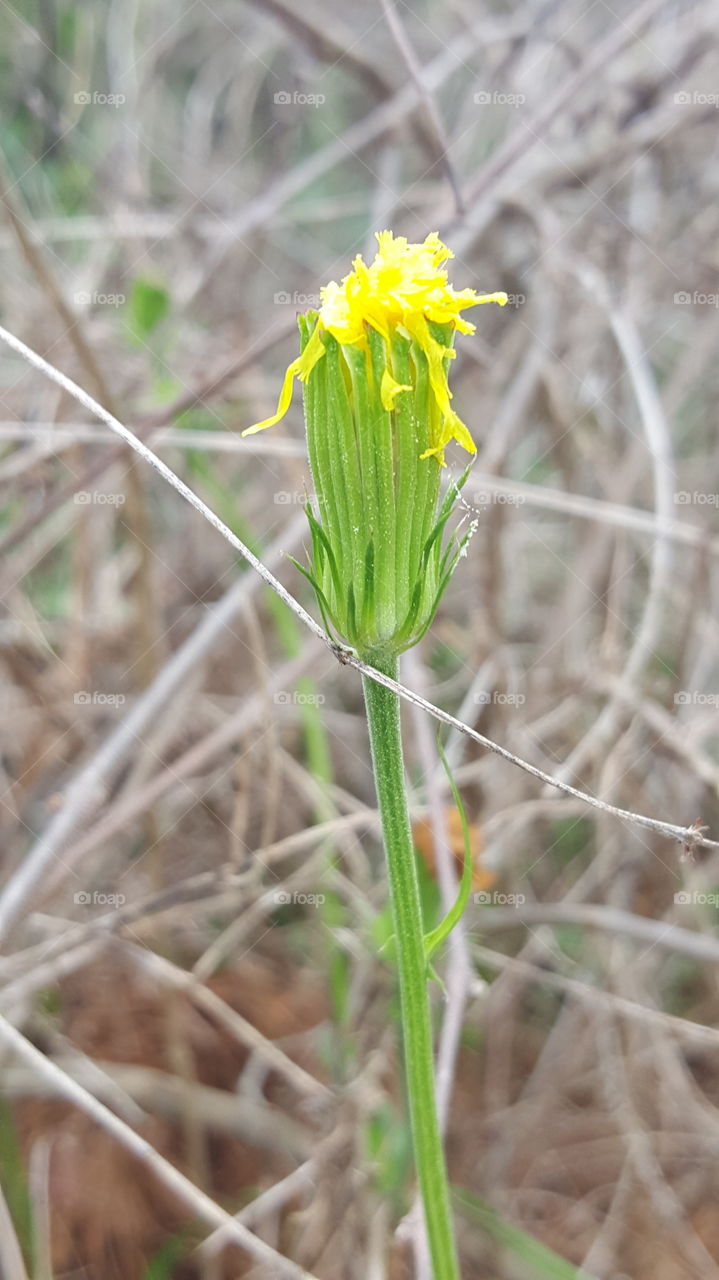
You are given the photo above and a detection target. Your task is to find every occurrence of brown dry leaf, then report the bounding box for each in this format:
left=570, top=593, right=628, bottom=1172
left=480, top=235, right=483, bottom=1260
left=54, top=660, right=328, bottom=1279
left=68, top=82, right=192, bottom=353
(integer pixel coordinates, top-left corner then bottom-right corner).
left=690, top=1203, right=719, bottom=1263
left=412, top=807, right=496, bottom=892
left=15, top=952, right=327, bottom=1279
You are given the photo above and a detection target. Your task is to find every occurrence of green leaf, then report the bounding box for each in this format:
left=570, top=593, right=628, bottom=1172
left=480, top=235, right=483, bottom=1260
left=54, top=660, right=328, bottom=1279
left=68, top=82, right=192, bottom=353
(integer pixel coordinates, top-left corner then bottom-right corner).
left=0, top=1100, right=33, bottom=1264
left=550, top=817, right=593, bottom=866
left=422, top=737, right=473, bottom=964
left=329, top=948, right=350, bottom=1025
left=128, top=277, right=170, bottom=339
left=365, top=1103, right=413, bottom=1205
left=141, top=1233, right=188, bottom=1279
left=370, top=898, right=396, bottom=961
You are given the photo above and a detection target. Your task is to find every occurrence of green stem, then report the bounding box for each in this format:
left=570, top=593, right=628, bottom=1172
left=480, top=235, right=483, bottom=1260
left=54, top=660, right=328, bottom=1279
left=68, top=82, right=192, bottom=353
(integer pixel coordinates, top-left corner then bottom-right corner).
left=360, top=651, right=460, bottom=1280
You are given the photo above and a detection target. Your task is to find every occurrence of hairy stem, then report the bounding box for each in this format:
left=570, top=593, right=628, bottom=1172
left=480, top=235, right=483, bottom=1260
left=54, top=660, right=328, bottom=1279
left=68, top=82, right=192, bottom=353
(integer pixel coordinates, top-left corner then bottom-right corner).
left=361, top=650, right=459, bottom=1280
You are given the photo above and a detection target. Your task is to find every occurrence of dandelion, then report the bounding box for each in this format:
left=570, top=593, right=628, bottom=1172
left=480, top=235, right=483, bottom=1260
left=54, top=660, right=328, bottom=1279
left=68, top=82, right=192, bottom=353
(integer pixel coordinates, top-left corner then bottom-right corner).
left=245, top=232, right=507, bottom=1279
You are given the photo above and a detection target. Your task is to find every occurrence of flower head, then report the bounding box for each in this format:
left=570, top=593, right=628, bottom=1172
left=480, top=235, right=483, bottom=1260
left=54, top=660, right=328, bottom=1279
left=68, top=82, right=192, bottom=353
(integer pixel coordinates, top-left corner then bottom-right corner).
left=244, top=230, right=506, bottom=464
left=244, top=232, right=507, bottom=658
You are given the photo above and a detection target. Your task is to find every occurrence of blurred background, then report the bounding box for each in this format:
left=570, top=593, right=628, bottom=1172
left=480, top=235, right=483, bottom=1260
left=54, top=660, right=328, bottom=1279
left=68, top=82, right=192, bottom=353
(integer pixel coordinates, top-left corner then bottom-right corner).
left=1, top=0, right=719, bottom=1276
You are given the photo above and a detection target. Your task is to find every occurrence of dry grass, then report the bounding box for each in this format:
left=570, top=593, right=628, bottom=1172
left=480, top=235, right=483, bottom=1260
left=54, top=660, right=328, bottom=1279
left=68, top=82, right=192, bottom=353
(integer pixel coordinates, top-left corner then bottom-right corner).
left=1, top=0, right=719, bottom=1276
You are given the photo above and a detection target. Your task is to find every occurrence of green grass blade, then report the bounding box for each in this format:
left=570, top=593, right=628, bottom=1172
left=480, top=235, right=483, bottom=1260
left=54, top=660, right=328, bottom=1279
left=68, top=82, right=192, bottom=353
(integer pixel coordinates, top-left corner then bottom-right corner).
left=453, top=1187, right=597, bottom=1279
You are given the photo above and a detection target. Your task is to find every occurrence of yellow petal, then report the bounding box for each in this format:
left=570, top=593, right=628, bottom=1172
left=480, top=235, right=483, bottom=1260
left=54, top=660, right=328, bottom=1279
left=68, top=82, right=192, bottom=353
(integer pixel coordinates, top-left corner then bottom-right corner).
left=420, top=443, right=447, bottom=466
left=244, top=233, right=506, bottom=446
left=242, top=357, right=301, bottom=435
left=447, top=412, right=477, bottom=454
left=296, top=320, right=328, bottom=382
left=472, top=291, right=508, bottom=307
left=380, top=367, right=412, bottom=411
left=242, top=321, right=327, bottom=436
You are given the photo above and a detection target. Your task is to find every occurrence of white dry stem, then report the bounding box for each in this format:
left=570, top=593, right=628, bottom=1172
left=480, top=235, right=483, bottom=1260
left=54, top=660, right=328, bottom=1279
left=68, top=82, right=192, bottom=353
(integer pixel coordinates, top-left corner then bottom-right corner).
left=0, top=1013, right=319, bottom=1280
left=0, top=1177, right=29, bottom=1280
left=1, top=423, right=716, bottom=554
left=471, top=944, right=719, bottom=1049
left=124, top=942, right=331, bottom=1103
left=0, top=321, right=715, bottom=950
left=475, top=902, right=719, bottom=965
left=546, top=266, right=677, bottom=788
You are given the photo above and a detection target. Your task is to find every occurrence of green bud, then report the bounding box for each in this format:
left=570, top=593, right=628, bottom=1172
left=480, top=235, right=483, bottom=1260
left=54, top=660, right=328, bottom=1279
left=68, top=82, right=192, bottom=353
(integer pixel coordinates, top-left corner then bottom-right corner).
left=295, top=313, right=473, bottom=662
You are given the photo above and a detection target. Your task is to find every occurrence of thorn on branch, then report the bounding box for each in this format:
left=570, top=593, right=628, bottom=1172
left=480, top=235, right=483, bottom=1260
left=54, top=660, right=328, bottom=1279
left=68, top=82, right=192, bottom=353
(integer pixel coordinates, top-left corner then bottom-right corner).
left=330, top=641, right=354, bottom=666
left=681, top=817, right=710, bottom=862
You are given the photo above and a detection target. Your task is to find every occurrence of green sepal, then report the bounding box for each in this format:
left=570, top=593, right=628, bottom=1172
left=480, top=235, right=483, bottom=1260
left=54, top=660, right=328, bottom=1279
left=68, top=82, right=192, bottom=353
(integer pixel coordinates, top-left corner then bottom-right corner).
left=361, top=538, right=376, bottom=634
left=409, top=566, right=460, bottom=649
left=305, top=502, right=343, bottom=602
left=396, top=578, right=425, bottom=647
left=287, top=556, right=341, bottom=645
left=346, top=580, right=358, bottom=643
left=420, top=467, right=471, bottom=571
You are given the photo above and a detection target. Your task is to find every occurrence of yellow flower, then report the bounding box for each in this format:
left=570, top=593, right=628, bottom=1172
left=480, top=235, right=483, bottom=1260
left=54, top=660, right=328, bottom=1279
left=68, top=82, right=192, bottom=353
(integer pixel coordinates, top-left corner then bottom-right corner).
left=243, top=230, right=507, bottom=465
